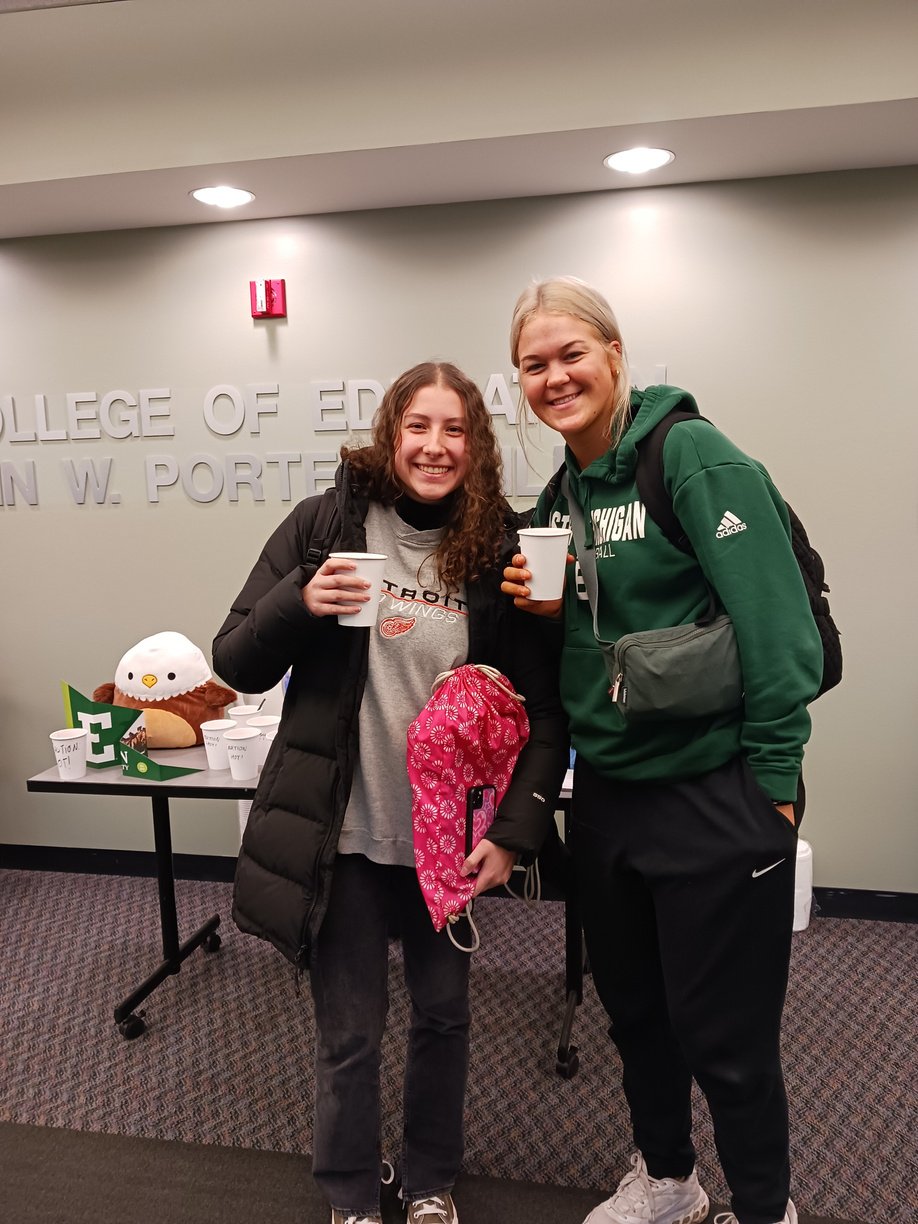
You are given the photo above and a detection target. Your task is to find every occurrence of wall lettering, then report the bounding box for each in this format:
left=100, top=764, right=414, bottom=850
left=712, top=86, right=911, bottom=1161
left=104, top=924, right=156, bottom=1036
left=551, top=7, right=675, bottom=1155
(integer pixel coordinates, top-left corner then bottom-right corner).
left=2, top=368, right=647, bottom=509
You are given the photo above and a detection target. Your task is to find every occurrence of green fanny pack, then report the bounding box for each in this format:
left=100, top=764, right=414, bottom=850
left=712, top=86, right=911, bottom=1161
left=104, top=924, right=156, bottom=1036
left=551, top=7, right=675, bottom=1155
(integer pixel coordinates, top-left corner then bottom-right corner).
left=602, top=613, right=742, bottom=719
left=562, top=473, right=744, bottom=721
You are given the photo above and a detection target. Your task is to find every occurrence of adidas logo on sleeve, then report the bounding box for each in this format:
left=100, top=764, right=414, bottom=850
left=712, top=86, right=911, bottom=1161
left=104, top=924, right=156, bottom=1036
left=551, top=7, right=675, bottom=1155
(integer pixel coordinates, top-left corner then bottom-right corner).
left=716, top=511, right=747, bottom=538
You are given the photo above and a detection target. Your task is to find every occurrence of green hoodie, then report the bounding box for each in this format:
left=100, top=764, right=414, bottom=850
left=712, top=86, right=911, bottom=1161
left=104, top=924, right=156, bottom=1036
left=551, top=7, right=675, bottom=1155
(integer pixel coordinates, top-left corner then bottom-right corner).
left=533, top=386, right=823, bottom=802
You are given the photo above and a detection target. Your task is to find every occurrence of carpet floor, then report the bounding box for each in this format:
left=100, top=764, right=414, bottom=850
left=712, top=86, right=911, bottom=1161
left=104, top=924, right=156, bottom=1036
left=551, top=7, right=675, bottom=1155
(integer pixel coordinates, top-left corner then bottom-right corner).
left=1, top=869, right=915, bottom=1224
left=0, top=1122, right=853, bottom=1224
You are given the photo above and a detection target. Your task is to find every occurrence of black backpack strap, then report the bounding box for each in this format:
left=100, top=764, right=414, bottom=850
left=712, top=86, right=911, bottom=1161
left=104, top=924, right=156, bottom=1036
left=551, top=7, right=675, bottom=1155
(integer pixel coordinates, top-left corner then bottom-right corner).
left=635, top=410, right=720, bottom=623
left=304, top=487, right=339, bottom=567
left=544, top=460, right=567, bottom=510
left=634, top=410, right=707, bottom=555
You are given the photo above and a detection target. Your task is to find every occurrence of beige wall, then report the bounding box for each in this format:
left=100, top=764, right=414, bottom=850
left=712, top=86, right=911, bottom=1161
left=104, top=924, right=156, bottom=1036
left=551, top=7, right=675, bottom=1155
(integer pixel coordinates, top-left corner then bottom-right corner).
left=2, top=166, right=916, bottom=890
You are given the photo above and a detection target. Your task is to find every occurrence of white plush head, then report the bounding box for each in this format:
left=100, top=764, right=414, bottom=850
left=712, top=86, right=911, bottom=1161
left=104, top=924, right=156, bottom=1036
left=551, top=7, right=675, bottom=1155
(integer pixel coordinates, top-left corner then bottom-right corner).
left=114, top=631, right=212, bottom=702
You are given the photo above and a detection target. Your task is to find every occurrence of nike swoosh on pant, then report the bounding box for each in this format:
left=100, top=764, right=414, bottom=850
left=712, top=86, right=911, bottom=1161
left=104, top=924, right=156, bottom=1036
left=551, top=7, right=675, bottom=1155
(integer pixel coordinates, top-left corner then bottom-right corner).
left=751, top=858, right=786, bottom=878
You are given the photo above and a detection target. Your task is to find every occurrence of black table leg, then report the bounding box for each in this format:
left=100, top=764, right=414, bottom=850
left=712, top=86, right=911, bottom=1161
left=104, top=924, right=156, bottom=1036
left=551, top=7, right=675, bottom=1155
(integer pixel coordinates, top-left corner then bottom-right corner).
left=556, top=799, right=584, bottom=1078
left=113, top=793, right=221, bottom=1038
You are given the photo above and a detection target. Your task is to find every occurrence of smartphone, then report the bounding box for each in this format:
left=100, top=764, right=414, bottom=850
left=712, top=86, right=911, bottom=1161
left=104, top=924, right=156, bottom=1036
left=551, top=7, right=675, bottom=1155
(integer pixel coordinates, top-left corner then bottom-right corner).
left=465, top=784, right=497, bottom=856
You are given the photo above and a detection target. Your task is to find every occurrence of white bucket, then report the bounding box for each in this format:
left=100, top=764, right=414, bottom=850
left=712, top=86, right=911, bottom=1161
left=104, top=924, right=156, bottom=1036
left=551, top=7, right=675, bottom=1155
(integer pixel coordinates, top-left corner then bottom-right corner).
left=793, top=839, right=813, bottom=931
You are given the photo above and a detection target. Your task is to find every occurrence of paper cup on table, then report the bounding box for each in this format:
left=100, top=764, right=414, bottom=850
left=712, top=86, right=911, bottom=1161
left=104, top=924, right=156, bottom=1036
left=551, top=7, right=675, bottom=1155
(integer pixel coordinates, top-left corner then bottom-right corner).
left=261, top=727, right=279, bottom=770
left=224, top=726, right=261, bottom=781
left=517, top=528, right=572, bottom=600
left=247, top=715, right=281, bottom=768
left=49, top=727, right=89, bottom=779
left=227, top=704, right=260, bottom=720
left=201, top=718, right=237, bottom=770
left=329, top=552, right=387, bottom=627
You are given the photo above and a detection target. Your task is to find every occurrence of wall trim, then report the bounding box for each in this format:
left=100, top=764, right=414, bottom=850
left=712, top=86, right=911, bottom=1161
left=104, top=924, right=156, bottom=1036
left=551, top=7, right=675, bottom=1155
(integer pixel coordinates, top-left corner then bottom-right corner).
left=2, top=845, right=916, bottom=922
left=813, top=886, right=917, bottom=924
left=0, top=843, right=236, bottom=883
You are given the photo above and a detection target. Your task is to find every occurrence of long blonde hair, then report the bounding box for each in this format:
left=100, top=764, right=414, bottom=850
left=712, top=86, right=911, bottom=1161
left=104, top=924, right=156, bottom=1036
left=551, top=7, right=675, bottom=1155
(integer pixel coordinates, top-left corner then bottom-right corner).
left=510, top=276, right=633, bottom=447
left=342, top=362, right=506, bottom=591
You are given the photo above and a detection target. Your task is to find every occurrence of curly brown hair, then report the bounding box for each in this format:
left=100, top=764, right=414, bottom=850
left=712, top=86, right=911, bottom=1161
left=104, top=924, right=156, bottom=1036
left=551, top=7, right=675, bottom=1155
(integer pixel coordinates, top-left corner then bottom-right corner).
left=342, top=362, right=506, bottom=591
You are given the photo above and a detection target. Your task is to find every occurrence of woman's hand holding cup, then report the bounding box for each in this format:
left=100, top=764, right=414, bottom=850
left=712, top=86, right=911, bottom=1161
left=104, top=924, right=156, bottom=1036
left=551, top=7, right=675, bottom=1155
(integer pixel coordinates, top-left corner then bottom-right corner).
left=501, top=552, right=571, bottom=619
left=303, top=553, right=387, bottom=625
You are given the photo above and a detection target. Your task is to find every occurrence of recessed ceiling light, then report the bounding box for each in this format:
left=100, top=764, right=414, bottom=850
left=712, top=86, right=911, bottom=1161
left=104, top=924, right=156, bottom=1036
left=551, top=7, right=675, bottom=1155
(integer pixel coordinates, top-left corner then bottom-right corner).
left=191, top=186, right=255, bottom=209
left=603, top=148, right=675, bottom=174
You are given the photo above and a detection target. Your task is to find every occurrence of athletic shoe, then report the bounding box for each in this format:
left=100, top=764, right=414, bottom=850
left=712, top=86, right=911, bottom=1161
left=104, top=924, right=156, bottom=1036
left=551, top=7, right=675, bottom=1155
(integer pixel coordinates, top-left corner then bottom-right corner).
left=403, top=1191, right=459, bottom=1224
left=583, top=1152, right=709, bottom=1224
left=714, top=1200, right=797, bottom=1224
left=330, top=1211, right=382, bottom=1224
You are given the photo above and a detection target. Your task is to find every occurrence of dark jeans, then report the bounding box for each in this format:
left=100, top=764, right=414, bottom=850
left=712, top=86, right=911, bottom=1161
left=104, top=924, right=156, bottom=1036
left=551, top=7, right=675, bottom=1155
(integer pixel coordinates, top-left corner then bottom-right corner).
left=571, top=754, right=798, bottom=1224
left=309, top=853, right=471, bottom=1214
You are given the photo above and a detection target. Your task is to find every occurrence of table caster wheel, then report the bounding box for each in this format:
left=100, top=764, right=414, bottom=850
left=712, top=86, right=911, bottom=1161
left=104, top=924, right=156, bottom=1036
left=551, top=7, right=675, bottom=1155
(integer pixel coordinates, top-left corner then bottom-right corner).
left=556, top=1046, right=579, bottom=1079
left=204, top=932, right=222, bottom=953
left=118, top=1013, right=145, bottom=1040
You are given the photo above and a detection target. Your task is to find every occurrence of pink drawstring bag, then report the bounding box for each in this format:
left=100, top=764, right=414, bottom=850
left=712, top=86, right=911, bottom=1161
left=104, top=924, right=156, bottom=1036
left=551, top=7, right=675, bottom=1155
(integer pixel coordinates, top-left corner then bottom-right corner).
left=406, top=664, right=530, bottom=934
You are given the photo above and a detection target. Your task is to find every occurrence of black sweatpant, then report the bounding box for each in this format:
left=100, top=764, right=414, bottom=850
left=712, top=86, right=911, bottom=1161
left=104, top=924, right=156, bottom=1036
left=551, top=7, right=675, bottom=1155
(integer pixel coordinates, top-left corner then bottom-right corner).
left=571, top=753, right=798, bottom=1224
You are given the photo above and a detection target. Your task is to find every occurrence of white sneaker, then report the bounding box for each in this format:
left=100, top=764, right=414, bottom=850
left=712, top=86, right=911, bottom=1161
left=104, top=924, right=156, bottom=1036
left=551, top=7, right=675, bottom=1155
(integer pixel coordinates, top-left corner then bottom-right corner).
left=583, top=1153, right=709, bottom=1224
left=714, top=1199, right=797, bottom=1224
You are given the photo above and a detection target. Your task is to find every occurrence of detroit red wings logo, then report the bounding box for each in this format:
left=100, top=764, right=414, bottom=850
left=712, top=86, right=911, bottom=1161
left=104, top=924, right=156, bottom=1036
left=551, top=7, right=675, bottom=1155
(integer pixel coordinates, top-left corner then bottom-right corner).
left=380, top=615, right=416, bottom=639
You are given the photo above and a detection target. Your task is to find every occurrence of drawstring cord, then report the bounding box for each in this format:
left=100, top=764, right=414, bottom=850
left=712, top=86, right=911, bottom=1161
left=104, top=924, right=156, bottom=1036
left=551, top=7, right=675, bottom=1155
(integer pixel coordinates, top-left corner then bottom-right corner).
left=504, top=858, right=541, bottom=903
left=431, top=663, right=526, bottom=704
left=446, top=900, right=481, bottom=952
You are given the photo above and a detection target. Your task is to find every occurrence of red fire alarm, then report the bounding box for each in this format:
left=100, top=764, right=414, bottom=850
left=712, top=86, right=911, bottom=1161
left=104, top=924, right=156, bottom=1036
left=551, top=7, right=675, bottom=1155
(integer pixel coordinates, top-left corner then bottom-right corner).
left=250, top=278, right=287, bottom=318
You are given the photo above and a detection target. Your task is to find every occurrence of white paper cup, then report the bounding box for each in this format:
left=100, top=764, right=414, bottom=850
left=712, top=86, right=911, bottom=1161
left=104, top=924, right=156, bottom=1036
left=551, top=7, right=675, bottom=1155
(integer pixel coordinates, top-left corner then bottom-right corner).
left=246, top=715, right=281, bottom=768
left=329, top=552, right=387, bottom=627
left=517, top=528, right=572, bottom=600
left=224, top=726, right=261, bottom=781
left=201, top=718, right=237, bottom=770
left=227, top=704, right=260, bottom=719
left=50, top=727, right=89, bottom=779
left=262, top=728, right=279, bottom=769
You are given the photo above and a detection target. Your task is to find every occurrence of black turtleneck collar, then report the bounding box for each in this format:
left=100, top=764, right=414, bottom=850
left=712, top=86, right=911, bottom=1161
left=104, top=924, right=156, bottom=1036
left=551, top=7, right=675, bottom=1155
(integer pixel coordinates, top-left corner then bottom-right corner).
left=394, top=490, right=457, bottom=530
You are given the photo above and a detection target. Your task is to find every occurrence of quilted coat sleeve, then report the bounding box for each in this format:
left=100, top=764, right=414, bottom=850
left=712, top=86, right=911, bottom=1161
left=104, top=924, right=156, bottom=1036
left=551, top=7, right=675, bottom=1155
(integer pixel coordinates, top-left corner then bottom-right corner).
left=212, top=495, right=333, bottom=695
left=486, top=603, right=569, bottom=860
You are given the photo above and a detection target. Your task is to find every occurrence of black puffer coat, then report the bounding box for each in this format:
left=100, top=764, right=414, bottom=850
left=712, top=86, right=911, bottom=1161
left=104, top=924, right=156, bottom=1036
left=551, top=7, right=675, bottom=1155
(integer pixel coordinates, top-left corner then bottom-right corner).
left=212, top=465, right=569, bottom=969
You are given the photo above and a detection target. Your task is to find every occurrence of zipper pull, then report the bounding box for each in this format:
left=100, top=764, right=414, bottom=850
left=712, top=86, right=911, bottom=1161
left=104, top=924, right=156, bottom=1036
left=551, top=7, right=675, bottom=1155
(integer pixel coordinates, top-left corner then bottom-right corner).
left=609, top=673, right=623, bottom=702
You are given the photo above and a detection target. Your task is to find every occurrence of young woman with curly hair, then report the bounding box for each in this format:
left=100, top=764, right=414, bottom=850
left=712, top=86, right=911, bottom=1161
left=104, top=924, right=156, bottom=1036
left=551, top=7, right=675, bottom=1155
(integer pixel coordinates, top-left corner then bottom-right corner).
left=213, top=360, right=567, bottom=1224
left=342, top=361, right=506, bottom=593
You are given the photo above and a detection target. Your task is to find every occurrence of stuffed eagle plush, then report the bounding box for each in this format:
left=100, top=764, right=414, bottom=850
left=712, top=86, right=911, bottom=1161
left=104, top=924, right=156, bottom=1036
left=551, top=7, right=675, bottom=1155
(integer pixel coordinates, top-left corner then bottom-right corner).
left=93, top=631, right=236, bottom=748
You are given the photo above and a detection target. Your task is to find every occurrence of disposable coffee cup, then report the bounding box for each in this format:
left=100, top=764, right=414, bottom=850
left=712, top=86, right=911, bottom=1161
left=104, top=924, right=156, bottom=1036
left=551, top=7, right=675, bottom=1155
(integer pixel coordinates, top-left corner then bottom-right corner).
left=227, top=704, right=260, bottom=720
left=201, top=718, right=237, bottom=770
left=329, top=552, right=387, bottom=627
left=50, top=727, right=89, bottom=779
left=247, top=715, right=281, bottom=768
left=224, top=726, right=261, bottom=781
left=517, top=528, right=572, bottom=601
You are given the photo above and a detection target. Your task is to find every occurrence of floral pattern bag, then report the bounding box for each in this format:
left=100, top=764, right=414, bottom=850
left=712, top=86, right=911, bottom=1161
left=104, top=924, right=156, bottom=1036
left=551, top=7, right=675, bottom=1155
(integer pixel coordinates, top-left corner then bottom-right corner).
left=406, top=664, right=530, bottom=933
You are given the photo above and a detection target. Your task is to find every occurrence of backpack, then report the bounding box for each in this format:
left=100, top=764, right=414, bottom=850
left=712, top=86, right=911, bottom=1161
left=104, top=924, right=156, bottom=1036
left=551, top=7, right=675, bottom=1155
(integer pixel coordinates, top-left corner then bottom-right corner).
left=635, top=409, right=842, bottom=699
left=304, top=486, right=339, bottom=567
left=406, top=664, right=530, bottom=936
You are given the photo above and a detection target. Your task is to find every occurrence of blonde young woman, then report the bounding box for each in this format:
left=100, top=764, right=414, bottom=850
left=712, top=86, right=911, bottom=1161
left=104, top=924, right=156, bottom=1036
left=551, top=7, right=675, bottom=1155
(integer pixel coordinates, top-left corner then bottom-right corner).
left=214, top=361, right=567, bottom=1224
left=502, top=278, right=822, bottom=1224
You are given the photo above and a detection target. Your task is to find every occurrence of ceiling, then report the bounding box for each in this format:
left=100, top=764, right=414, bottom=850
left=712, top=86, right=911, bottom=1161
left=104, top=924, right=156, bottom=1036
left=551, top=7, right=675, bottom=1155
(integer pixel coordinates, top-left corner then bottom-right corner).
left=1, top=0, right=917, bottom=241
